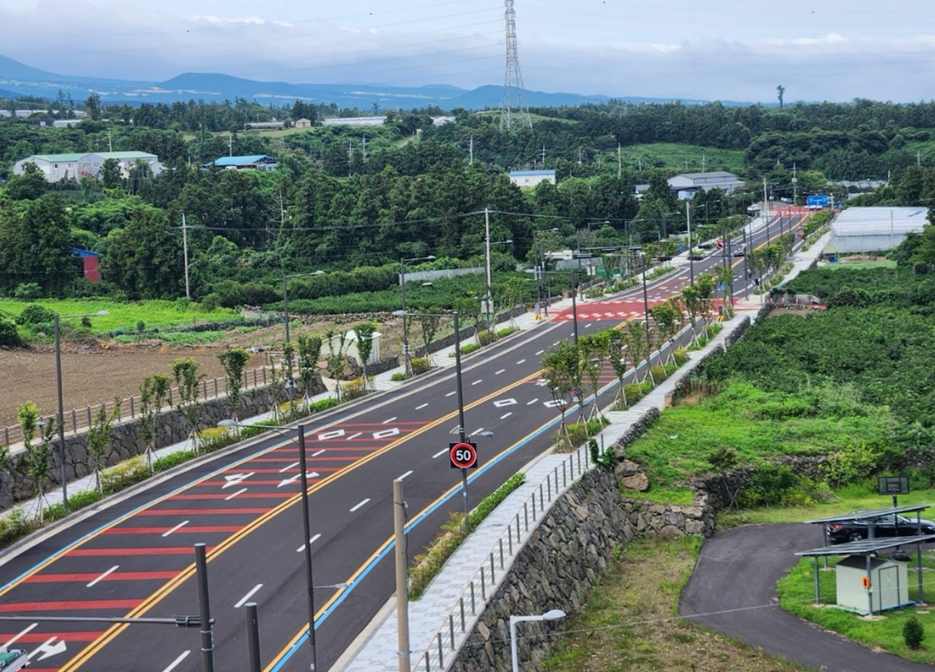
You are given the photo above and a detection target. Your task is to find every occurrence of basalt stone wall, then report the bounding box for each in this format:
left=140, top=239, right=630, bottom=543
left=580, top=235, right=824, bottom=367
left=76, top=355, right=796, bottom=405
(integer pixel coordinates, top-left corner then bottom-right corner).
left=0, top=376, right=326, bottom=511
left=451, top=466, right=719, bottom=672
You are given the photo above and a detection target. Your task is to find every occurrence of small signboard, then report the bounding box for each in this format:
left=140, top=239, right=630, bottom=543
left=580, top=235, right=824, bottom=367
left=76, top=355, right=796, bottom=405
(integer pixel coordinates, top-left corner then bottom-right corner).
left=878, top=475, right=909, bottom=496
left=449, top=442, right=478, bottom=469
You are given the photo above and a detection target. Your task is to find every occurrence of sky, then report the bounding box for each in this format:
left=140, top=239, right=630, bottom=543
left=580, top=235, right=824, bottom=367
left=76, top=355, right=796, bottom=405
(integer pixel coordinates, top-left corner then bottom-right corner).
left=1, top=0, right=934, bottom=103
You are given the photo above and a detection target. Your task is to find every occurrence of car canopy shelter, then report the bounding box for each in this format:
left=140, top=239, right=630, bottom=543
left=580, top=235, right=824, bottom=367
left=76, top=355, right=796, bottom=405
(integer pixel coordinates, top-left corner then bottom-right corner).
left=796, top=535, right=935, bottom=614
left=805, top=503, right=934, bottom=546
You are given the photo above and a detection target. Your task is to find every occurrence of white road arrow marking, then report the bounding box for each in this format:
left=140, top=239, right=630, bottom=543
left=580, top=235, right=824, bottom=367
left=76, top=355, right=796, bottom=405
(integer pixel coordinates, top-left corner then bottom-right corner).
left=222, top=473, right=254, bottom=489
left=29, top=637, right=67, bottom=661
left=278, top=472, right=319, bottom=488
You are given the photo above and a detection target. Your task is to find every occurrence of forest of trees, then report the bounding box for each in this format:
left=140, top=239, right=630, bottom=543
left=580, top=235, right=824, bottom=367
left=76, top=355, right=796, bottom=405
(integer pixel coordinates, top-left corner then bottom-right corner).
left=2, top=95, right=935, bottom=304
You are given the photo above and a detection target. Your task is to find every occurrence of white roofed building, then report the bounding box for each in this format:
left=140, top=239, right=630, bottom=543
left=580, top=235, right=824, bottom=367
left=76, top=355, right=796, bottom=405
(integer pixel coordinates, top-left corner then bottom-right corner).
left=668, top=171, right=745, bottom=198
left=828, top=207, right=930, bottom=254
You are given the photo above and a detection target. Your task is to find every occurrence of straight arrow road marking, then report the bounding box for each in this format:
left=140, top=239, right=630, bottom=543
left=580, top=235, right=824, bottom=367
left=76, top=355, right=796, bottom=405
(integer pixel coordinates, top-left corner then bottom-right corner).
left=28, top=637, right=67, bottom=661
left=278, top=472, right=319, bottom=488
left=222, top=473, right=254, bottom=489
left=87, top=566, right=119, bottom=588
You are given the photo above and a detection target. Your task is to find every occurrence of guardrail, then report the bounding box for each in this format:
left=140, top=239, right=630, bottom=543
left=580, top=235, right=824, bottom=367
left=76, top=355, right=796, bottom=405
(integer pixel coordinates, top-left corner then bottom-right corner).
left=1, top=365, right=275, bottom=448
left=410, top=442, right=594, bottom=672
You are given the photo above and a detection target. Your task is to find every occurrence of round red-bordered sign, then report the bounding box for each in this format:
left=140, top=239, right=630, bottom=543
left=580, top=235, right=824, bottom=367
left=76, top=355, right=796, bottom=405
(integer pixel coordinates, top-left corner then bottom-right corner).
left=449, top=442, right=478, bottom=469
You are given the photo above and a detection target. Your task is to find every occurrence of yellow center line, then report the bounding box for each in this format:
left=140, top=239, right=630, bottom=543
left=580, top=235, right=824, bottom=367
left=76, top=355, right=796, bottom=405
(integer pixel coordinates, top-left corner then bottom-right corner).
left=61, top=368, right=549, bottom=670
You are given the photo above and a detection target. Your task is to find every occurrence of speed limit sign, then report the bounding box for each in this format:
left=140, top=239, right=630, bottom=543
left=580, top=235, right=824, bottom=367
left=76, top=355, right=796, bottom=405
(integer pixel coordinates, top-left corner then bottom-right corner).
left=449, top=442, right=478, bottom=469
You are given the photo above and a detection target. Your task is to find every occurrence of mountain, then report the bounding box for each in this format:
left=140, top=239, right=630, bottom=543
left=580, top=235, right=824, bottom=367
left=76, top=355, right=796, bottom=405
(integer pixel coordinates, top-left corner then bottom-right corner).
left=0, top=53, right=722, bottom=111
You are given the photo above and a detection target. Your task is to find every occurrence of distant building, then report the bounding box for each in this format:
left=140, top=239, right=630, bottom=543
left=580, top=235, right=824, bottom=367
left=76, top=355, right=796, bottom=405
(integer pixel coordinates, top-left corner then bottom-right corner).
left=827, top=207, right=928, bottom=254
left=509, top=170, right=556, bottom=188
left=432, top=116, right=455, bottom=126
left=321, top=117, right=387, bottom=127
left=52, top=119, right=81, bottom=128
left=204, top=154, right=278, bottom=171
left=73, top=249, right=101, bottom=282
left=668, top=171, right=745, bottom=198
left=294, top=118, right=313, bottom=128
left=245, top=121, right=285, bottom=130
left=13, top=151, right=162, bottom=182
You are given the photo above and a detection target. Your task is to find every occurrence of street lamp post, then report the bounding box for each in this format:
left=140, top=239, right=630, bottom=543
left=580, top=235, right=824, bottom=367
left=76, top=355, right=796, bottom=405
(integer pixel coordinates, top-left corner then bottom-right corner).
left=640, top=253, right=651, bottom=353
left=54, top=310, right=108, bottom=513
left=509, top=609, right=566, bottom=672
left=399, top=255, right=436, bottom=378
left=570, top=269, right=579, bottom=347
left=686, top=202, right=695, bottom=286
left=218, top=420, right=319, bottom=671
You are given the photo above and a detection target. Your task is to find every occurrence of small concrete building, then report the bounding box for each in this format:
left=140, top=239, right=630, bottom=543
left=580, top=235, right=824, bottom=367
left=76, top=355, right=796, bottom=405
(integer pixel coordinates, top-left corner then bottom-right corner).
left=668, top=171, right=745, bottom=198
left=827, top=207, right=928, bottom=254
left=321, top=117, right=387, bottom=127
left=509, top=170, right=556, bottom=188
left=13, top=153, right=84, bottom=181
left=245, top=121, right=285, bottom=130
left=294, top=118, right=313, bottom=128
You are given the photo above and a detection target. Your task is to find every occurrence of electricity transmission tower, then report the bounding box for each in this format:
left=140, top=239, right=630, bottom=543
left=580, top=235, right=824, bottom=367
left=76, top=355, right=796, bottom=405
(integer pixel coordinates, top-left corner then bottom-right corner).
left=500, top=0, right=532, bottom=132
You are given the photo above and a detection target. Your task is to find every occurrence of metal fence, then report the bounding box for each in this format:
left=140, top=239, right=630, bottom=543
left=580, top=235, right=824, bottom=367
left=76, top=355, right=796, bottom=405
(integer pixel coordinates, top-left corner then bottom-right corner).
left=1, top=365, right=275, bottom=448
left=410, top=441, right=594, bottom=672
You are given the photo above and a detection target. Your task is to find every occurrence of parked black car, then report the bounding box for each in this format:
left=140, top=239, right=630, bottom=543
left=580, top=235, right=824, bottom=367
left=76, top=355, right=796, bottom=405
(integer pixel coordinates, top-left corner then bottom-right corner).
left=827, top=514, right=935, bottom=544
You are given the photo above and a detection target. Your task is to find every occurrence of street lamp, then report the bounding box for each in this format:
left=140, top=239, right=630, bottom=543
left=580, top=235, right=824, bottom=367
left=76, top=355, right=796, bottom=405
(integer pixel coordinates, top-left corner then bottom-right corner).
left=218, top=420, right=319, bottom=671
left=509, top=609, right=566, bottom=672
left=399, top=256, right=436, bottom=378
left=639, top=252, right=651, bottom=352
left=484, top=238, right=513, bottom=330
left=54, top=310, right=108, bottom=512
left=282, top=270, right=325, bottom=344
left=686, top=201, right=695, bottom=286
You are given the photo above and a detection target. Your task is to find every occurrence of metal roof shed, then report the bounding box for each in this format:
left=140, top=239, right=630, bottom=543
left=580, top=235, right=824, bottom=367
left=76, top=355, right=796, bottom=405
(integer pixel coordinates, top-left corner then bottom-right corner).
left=796, top=535, right=935, bottom=615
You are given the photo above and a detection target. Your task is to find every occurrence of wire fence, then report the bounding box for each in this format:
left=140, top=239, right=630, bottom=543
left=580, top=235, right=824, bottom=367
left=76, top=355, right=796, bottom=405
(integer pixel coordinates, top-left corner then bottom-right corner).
left=1, top=365, right=275, bottom=448
left=410, top=441, right=594, bottom=672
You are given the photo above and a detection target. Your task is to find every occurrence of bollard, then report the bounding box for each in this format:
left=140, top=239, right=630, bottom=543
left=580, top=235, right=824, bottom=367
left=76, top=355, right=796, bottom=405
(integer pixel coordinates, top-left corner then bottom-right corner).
left=460, top=597, right=466, bottom=631
left=499, top=539, right=504, bottom=568
left=437, top=633, right=444, bottom=668
left=449, top=614, right=455, bottom=649
left=471, top=582, right=476, bottom=613
left=524, top=502, right=529, bottom=531
left=480, top=567, right=486, bottom=600
left=508, top=524, right=513, bottom=555
left=490, top=553, right=495, bottom=582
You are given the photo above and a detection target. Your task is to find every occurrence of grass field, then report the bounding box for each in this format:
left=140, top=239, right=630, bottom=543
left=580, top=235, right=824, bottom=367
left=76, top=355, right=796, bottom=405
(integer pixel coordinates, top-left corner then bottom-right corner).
left=541, top=537, right=809, bottom=672
left=619, top=143, right=746, bottom=174
left=0, top=299, right=243, bottom=336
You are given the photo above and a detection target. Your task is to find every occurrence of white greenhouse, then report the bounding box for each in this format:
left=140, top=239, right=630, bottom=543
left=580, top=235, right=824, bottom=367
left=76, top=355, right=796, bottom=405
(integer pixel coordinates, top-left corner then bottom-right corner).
left=827, top=207, right=928, bottom=254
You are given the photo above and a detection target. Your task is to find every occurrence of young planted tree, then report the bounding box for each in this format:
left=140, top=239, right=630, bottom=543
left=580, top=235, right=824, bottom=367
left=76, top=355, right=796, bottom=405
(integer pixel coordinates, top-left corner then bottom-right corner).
left=296, top=334, right=323, bottom=403
left=267, top=353, right=286, bottom=422
left=454, top=296, right=483, bottom=346
left=578, top=333, right=607, bottom=422
left=712, top=264, right=735, bottom=319
left=86, top=399, right=122, bottom=495
left=325, top=329, right=350, bottom=403
left=281, top=342, right=297, bottom=417
left=18, top=402, right=50, bottom=522
left=649, top=301, right=682, bottom=364
left=353, top=322, right=377, bottom=390
left=624, top=319, right=653, bottom=384
left=139, top=373, right=171, bottom=473
left=172, top=358, right=205, bottom=453
left=540, top=341, right=578, bottom=436
left=604, top=328, right=631, bottom=409
left=218, top=347, right=251, bottom=424
left=418, top=314, right=441, bottom=367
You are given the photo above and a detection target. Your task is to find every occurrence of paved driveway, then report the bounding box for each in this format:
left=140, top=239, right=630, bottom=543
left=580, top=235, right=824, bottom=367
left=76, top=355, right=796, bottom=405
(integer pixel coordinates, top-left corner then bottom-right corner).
left=679, top=523, right=932, bottom=672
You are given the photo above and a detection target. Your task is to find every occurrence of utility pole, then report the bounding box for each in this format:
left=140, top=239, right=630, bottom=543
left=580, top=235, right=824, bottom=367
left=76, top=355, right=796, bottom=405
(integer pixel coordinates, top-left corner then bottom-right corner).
left=229, top=134, right=233, bottom=157
left=484, top=208, right=493, bottom=329
left=107, top=127, right=113, bottom=152
left=182, top=214, right=191, bottom=300
left=792, top=162, right=798, bottom=204
left=469, top=136, right=474, bottom=165
left=686, top=201, right=694, bottom=286
left=394, top=478, right=410, bottom=672
left=700, top=153, right=706, bottom=172
left=541, top=145, right=546, bottom=165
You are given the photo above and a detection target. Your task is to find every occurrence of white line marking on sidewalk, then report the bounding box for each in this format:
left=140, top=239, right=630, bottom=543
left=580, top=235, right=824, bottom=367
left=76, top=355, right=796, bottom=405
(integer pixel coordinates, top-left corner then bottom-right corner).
left=4, top=623, right=37, bottom=648
left=350, top=499, right=370, bottom=513
left=279, top=462, right=300, bottom=473
left=162, top=651, right=191, bottom=672
left=398, top=470, right=413, bottom=480
left=432, top=449, right=447, bottom=459
left=383, top=417, right=397, bottom=424
left=162, top=521, right=189, bottom=537
left=87, top=565, right=119, bottom=588
left=297, top=533, right=321, bottom=553
left=416, top=403, right=428, bottom=410
left=235, top=584, right=263, bottom=608
left=225, top=488, right=247, bottom=501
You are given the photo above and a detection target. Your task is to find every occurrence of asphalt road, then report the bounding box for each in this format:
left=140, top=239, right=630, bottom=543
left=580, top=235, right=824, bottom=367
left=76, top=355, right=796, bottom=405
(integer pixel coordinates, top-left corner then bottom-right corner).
left=679, top=523, right=933, bottom=672
left=0, top=211, right=803, bottom=672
